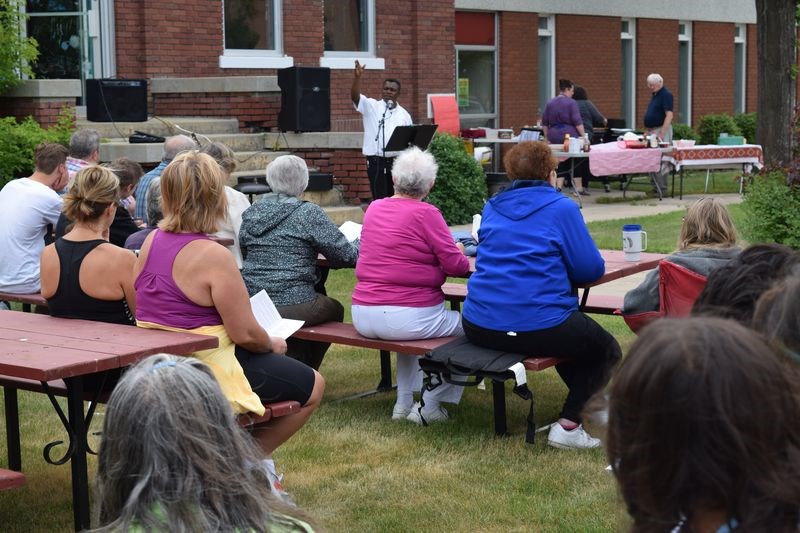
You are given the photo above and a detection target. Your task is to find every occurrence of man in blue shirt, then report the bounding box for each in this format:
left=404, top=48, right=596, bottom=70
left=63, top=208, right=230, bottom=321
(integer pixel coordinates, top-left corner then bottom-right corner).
left=643, top=73, right=674, bottom=195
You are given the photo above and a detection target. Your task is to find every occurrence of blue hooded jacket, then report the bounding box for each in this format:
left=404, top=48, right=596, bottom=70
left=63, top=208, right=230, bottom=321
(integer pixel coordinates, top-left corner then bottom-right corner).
left=463, top=180, right=604, bottom=332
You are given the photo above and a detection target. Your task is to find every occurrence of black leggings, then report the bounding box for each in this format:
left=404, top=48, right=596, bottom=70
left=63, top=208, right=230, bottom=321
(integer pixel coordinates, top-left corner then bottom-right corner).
left=234, top=346, right=316, bottom=406
left=463, top=311, right=621, bottom=423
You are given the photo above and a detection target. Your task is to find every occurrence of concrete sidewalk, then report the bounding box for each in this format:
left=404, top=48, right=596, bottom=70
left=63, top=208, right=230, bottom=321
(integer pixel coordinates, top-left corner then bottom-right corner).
left=452, top=191, right=743, bottom=298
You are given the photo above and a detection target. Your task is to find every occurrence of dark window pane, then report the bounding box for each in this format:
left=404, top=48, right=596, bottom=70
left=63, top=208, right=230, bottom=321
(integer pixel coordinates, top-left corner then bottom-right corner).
left=457, top=50, right=495, bottom=115
left=26, top=0, right=79, bottom=12
left=28, top=15, right=81, bottom=79
left=324, top=0, right=366, bottom=51
left=224, top=0, right=275, bottom=50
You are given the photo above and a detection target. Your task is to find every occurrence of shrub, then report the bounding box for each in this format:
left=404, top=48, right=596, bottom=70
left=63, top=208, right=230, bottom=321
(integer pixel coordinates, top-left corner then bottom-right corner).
left=0, top=108, right=73, bottom=187
left=671, top=123, right=696, bottom=141
left=734, top=112, right=756, bottom=144
left=741, top=171, right=800, bottom=249
left=425, top=133, right=487, bottom=225
left=695, top=113, right=741, bottom=145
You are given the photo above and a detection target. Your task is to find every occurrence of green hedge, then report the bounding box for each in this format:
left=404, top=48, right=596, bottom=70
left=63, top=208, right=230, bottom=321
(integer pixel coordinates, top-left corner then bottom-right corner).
left=741, top=171, right=800, bottom=249
left=425, top=133, right=487, bottom=225
left=734, top=112, right=756, bottom=144
left=695, top=113, right=741, bottom=145
left=671, top=123, right=696, bottom=141
left=0, top=110, right=73, bottom=188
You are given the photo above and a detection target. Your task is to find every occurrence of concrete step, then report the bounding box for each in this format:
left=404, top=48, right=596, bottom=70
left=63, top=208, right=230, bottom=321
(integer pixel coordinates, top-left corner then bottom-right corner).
left=321, top=205, right=364, bottom=225
left=77, top=117, right=241, bottom=139
left=232, top=151, right=286, bottom=172
left=100, top=133, right=270, bottom=164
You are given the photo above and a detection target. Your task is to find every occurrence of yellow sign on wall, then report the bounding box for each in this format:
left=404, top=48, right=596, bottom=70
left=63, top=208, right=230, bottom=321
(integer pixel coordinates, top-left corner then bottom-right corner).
left=457, top=78, right=469, bottom=107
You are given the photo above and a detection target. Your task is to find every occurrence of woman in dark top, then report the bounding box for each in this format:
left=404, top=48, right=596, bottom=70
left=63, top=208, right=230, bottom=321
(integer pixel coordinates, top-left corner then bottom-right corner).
left=41, top=165, right=136, bottom=324
left=573, top=85, right=609, bottom=192
left=541, top=78, right=588, bottom=195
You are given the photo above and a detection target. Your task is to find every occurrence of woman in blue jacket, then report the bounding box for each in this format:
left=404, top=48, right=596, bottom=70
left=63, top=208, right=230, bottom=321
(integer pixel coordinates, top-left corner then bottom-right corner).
left=463, top=141, right=621, bottom=450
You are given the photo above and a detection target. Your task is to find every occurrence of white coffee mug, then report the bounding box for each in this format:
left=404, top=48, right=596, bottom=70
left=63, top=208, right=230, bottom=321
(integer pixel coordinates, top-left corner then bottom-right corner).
left=568, top=137, right=582, bottom=153
left=622, top=224, right=648, bottom=262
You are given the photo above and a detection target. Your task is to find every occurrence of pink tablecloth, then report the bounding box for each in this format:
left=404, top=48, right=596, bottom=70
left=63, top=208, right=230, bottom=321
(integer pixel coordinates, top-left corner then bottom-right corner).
left=589, top=142, right=663, bottom=176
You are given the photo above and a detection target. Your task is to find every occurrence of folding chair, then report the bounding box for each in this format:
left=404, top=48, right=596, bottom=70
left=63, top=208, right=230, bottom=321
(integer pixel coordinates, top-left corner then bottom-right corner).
left=619, top=260, right=708, bottom=333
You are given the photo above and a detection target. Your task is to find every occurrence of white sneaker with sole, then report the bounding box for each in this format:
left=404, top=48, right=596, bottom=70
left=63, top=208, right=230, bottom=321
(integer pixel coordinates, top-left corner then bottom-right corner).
left=391, top=402, right=413, bottom=421
left=264, top=463, right=296, bottom=507
left=547, top=423, right=601, bottom=450
left=406, top=402, right=449, bottom=425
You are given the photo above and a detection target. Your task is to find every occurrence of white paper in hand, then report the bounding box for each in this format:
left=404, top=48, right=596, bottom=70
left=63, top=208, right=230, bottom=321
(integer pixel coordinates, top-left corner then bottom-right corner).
left=339, top=221, right=362, bottom=242
left=249, top=290, right=305, bottom=339
left=471, top=214, right=481, bottom=243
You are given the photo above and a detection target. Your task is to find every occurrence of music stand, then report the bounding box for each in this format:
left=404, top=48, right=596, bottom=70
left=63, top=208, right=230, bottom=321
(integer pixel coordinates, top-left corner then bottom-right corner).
left=385, top=124, right=438, bottom=152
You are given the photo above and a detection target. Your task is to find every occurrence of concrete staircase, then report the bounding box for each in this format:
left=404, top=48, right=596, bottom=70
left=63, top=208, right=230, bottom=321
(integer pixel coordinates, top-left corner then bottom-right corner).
left=78, top=117, right=363, bottom=224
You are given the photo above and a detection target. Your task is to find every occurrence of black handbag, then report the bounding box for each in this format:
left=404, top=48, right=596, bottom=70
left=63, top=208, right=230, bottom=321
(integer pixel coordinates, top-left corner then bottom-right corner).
left=128, top=131, right=165, bottom=144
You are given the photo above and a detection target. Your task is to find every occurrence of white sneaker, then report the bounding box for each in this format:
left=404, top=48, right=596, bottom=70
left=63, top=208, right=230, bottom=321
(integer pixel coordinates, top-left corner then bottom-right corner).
left=547, top=423, right=601, bottom=450
left=263, top=463, right=296, bottom=507
left=391, top=402, right=413, bottom=421
left=406, top=402, right=449, bottom=425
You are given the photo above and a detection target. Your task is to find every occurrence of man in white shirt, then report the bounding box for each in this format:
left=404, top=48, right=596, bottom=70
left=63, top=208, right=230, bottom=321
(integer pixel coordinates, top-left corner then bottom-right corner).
left=0, top=143, right=69, bottom=297
left=351, top=60, right=413, bottom=200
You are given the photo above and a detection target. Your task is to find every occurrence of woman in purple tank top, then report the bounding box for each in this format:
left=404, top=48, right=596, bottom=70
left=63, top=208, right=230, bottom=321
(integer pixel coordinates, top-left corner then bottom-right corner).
left=133, top=151, right=324, bottom=503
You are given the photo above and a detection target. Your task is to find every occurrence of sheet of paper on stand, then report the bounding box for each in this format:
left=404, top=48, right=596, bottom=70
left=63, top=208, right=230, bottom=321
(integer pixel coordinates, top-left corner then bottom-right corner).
left=249, top=290, right=305, bottom=339
left=339, top=221, right=362, bottom=242
left=473, top=146, right=492, bottom=165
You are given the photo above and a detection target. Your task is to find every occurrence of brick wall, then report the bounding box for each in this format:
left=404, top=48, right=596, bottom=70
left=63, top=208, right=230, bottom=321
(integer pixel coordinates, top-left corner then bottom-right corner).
left=498, top=12, right=538, bottom=130
left=153, top=93, right=281, bottom=130
left=636, top=19, right=680, bottom=125
left=0, top=99, right=74, bottom=128
left=293, top=148, right=369, bottom=204
left=693, top=22, right=735, bottom=118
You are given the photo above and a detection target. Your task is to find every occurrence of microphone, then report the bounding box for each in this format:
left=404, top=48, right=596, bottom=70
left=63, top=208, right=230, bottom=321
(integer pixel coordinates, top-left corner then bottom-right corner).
left=386, top=99, right=397, bottom=110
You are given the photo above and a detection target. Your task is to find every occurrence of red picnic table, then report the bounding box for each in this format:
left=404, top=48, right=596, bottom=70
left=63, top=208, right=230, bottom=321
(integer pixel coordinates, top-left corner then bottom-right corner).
left=0, top=312, right=217, bottom=531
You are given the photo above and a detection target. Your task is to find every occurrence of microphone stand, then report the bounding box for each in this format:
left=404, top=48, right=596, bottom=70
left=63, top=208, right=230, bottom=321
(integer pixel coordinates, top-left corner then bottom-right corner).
left=373, top=102, right=390, bottom=199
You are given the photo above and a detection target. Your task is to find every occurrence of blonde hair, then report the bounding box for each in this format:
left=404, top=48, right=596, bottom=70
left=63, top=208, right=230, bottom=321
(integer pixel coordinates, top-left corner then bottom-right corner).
left=158, top=151, right=227, bottom=234
left=63, top=166, right=120, bottom=222
left=678, top=197, right=737, bottom=250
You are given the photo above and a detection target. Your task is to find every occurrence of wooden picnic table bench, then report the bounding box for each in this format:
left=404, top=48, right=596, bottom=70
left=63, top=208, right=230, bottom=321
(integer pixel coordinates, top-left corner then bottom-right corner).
left=441, top=282, right=624, bottom=314
left=0, top=291, right=47, bottom=313
left=0, top=468, right=25, bottom=491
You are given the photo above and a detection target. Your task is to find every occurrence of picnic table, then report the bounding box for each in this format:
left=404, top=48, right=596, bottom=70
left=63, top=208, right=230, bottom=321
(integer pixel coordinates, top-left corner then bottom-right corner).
left=662, top=144, right=764, bottom=199
left=0, top=312, right=217, bottom=531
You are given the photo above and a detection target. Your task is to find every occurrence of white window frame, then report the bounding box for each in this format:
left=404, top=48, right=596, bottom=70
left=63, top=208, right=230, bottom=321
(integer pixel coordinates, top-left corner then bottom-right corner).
left=219, top=0, right=293, bottom=69
left=678, top=20, right=693, bottom=125
left=620, top=18, right=636, bottom=128
left=733, top=23, right=747, bottom=114
left=537, top=14, right=555, bottom=116
left=320, top=0, right=384, bottom=70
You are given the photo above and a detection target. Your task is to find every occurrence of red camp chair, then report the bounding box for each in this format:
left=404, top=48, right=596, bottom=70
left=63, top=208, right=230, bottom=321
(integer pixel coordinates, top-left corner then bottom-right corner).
left=618, top=260, right=708, bottom=333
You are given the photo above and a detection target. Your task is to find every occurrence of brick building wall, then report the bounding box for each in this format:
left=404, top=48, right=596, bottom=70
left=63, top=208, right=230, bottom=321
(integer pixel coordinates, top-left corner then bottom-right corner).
left=498, top=12, right=538, bottom=131
left=0, top=98, right=73, bottom=127
left=153, top=93, right=281, bottom=131
left=636, top=19, right=680, bottom=124
left=693, top=22, right=735, bottom=118
left=553, top=15, right=622, bottom=121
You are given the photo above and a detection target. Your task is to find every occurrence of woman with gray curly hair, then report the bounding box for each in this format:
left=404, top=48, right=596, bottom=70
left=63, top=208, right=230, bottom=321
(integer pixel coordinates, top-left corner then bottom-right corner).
left=94, top=354, right=314, bottom=532
left=240, top=154, right=358, bottom=370
left=352, top=146, right=470, bottom=424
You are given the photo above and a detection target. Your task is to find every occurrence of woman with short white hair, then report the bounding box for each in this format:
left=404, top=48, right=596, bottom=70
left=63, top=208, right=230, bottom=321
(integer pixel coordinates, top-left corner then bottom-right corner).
left=240, top=154, right=358, bottom=370
left=352, top=146, right=470, bottom=424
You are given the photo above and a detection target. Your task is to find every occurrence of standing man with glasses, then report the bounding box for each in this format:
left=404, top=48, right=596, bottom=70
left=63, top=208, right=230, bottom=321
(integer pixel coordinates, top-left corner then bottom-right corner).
left=351, top=60, right=413, bottom=201
left=643, top=73, right=674, bottom=196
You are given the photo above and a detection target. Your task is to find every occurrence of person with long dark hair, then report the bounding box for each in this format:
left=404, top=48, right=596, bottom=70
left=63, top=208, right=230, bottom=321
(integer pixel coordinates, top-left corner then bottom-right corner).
left=606, top=317, right=800, bottom=531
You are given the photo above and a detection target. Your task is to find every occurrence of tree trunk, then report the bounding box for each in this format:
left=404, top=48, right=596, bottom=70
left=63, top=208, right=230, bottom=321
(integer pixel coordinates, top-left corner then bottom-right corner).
left=755, top=0, right=796, bottom=168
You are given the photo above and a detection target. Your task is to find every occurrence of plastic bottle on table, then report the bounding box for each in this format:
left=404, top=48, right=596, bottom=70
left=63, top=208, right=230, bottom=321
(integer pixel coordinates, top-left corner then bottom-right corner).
left=563, top=133, right=570, bottom=152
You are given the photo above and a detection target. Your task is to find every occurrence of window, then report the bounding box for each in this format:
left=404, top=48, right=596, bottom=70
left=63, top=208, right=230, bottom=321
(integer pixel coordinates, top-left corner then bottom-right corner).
left=620, top=18, right=636, bottom=128
left=320, top=0, right=382, bottom=69
left=455, top=12, right=496, bottom=129
left=220, top=0, right=292, bottom=69
left=678, top=21, right=692, bottom=125
left=25, top=0, right=83, bottom=79
left=538, top=15, right=555, bottom=119
left=733, top=24, right=746, bottom=114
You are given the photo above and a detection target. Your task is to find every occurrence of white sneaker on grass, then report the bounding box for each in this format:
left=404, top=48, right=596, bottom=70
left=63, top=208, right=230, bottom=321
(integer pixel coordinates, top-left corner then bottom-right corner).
left=406, top=401, right=449, bottom=425
left=547, top=423, right=601, bottom=450
left=263, top=463, right=296, bottom=507
left=392, top=402, right=413, bottom=421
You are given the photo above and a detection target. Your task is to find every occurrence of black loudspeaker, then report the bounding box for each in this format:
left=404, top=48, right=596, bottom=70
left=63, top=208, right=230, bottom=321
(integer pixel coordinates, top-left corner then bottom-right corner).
left=86, top=79, right=148, bottom=122
left=278, top=67, right=330, bottom=132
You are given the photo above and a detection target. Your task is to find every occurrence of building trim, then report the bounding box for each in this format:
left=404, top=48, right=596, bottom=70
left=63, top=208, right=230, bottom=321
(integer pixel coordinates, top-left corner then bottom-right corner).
left=150, top=76, right=280, bottom=94
left=454, top=0, right=756, bottom=24
left=3, top=79, right=82, bottom=98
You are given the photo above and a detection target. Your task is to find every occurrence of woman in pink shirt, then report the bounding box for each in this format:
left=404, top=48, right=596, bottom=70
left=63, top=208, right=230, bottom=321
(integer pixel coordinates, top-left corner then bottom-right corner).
left=352, top=147, right=470, bottom=424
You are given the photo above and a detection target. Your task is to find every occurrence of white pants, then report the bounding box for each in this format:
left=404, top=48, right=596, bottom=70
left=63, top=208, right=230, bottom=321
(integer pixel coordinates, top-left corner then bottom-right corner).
left=352, top=303, right=465, bottom=407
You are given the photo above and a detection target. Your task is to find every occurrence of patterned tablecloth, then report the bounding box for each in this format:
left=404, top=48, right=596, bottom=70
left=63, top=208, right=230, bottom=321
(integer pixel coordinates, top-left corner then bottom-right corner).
left=662, top=144, right=764, bottom=172
left=588, top=141, right=664, bottom=176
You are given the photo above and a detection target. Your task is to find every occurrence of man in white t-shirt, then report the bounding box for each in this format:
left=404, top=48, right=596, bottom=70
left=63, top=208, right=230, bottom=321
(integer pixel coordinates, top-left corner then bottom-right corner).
left=0, top=143, right=69, bottom=297
left=351, top=60, right=413, bottom=200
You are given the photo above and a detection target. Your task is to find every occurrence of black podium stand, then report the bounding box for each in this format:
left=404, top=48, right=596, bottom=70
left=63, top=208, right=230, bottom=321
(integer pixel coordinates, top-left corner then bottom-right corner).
left=385, top=124, right=438, bottom=152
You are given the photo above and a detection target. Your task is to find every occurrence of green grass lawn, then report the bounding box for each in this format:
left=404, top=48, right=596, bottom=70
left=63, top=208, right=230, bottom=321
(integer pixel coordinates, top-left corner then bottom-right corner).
left=0, top=201, right=746, bottom=531
left=596, top=168, right=743, bottom=201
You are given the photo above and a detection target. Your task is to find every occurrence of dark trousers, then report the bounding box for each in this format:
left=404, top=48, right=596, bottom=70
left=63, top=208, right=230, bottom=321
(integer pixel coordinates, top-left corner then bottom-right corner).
left=366, top=155, right=395, bottom=200
left=463, top=311, right=621, bottom=423
left=277, top=293, right=345, bottom=370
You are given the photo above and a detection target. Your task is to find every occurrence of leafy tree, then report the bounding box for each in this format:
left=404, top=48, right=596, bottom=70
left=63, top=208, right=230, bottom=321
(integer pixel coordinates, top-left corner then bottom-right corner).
left=0, top=0, right=38, bottom=93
